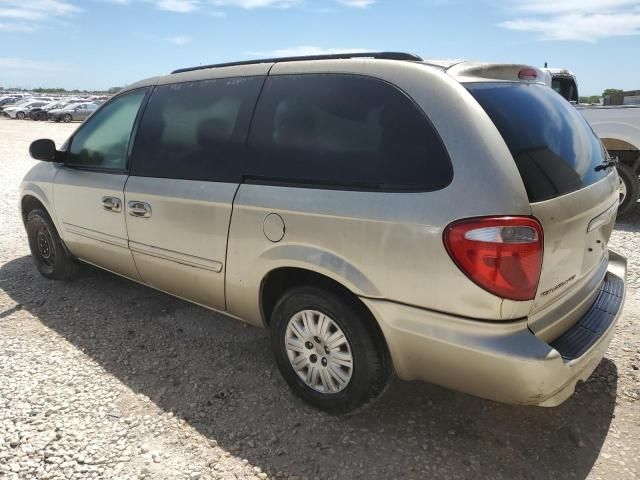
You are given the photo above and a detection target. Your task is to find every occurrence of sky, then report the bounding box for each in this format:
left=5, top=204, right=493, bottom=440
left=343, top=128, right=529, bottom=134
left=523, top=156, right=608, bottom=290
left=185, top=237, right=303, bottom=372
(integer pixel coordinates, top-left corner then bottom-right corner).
left=1, top=0, right=639, bottom=95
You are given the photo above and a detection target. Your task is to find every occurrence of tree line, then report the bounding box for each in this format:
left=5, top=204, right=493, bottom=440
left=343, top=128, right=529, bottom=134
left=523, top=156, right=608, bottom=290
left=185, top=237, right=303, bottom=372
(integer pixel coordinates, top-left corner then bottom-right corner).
left=0, top=86, right=123, bottom=95
left=579, top=88, right=624, bottom=105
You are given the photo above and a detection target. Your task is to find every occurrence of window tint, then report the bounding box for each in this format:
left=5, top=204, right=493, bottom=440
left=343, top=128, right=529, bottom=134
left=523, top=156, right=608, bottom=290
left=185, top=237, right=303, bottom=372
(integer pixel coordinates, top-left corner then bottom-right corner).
left=246, top=74, right=452, bottom=191
left=551, top=77, right=578, bottom=103
left=68, top=89, right=146, bottom=170
left=467, top=83, right=607, bottom=202
left=130, top=76, right=263, bottom=182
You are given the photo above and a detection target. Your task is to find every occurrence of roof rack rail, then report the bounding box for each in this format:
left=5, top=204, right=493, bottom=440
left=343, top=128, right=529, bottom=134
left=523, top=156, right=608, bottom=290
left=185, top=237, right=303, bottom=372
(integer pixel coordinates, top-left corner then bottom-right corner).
left=171, top=51, right=423, bottom=75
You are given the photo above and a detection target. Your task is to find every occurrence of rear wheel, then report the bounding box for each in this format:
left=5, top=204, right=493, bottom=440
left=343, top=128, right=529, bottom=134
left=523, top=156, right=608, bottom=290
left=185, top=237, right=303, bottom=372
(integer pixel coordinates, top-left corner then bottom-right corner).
left=26, top=209, right=77, bottom=280
left=270, top=286, right=393, bottom=414
left=616, top=163, right=639, bottom=217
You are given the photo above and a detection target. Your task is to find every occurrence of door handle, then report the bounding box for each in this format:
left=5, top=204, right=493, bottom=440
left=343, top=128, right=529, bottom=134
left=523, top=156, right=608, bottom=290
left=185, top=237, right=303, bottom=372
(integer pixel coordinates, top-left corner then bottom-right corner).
left=101, top=196, right=122, bottom=213
left=128, top=201, right=152, bottom=218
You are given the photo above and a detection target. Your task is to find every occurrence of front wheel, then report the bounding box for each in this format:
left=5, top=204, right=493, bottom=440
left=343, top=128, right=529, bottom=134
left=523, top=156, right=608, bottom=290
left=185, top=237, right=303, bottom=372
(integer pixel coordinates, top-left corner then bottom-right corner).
left=62, top=114, right=72, bottom=123
left=617, top=163, right=639, bottom=217
left=270, top=286, right=393, bottom=414
left=16, top=111, right=25, bottom=120
left=26, top=209, right=77, bottom=280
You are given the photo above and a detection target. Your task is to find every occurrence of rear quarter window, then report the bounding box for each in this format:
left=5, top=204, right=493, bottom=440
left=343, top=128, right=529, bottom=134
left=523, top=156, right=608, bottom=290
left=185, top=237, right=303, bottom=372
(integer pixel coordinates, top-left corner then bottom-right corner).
left=246, top=73, right=453, bottom=191
left=467, top=83, right=608, bottom=202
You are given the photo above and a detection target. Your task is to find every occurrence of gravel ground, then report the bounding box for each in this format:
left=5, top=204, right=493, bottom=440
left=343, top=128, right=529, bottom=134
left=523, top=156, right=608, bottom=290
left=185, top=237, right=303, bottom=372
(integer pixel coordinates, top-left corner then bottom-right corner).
left=0, top=118, right=639, bottom=480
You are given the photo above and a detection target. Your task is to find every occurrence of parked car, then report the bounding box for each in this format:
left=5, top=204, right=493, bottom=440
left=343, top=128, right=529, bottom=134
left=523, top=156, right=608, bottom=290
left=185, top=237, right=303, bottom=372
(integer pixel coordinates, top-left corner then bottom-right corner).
left=0, top=96, right=19, bottom=108
left=47, top=102, right=96, bottom=122
left=21, top=52, right=627, bottom=414
left=0, top=97, right=32, bottom=113
left=47, top=102, right=98, bottom=123
left=28, top=101, right=69, bottom=121
left=3, top=100, right=48, bottom=119
left=542, top=67, right=640, bottom=216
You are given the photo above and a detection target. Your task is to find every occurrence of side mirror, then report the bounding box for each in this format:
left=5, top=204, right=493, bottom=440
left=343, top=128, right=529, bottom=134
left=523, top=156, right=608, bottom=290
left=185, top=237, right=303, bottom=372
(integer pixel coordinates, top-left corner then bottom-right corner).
left=29, top=139, right=57, bottom=162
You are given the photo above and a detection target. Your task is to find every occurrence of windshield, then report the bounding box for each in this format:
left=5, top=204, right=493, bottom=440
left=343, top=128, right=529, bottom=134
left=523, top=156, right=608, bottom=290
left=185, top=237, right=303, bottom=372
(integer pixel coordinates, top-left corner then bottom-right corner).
left=467, top=82, right=608, bottom=202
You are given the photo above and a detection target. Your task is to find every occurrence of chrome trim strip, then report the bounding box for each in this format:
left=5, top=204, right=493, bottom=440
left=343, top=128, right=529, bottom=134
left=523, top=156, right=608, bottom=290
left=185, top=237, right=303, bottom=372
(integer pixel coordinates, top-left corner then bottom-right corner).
left=63, top=223, right=128, bottom=249
left=129, top=240, right=223, bottom=273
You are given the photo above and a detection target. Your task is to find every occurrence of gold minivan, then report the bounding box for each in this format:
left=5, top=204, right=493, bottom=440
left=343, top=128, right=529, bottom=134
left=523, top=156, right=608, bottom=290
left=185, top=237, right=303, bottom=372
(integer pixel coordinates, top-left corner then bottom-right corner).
left=21, top=52, right=626, bottom=413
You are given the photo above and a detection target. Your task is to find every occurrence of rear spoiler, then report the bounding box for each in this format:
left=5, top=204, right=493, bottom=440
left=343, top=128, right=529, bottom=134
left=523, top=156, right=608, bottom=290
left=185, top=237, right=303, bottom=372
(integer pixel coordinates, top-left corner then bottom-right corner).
left=447, top=63, right=546, bottom=85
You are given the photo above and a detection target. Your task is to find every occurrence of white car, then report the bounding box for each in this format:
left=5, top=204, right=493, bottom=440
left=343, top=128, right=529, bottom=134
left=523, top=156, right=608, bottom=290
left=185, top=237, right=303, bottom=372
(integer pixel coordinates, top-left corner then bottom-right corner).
left=543, top=67, right=640, bottom=216
left=3, top=100, right=48, bottom=119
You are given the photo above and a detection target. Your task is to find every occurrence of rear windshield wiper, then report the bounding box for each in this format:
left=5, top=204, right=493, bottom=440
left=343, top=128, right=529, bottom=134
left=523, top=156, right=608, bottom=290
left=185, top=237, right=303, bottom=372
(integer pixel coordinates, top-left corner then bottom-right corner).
left=594, top=157, right=618, bottom=172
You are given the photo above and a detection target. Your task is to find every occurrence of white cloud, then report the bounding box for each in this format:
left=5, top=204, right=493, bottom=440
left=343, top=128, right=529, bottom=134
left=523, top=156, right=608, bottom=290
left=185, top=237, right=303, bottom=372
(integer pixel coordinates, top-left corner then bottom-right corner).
left=500, top=0, right=640, bottom=41
left=0, top=0, right=79, bottom=34
left=110, top=0, right=376, bottom=12
left=0, top=0, right=80, bottom=21
left=246, top=45, right=369, bottom=57
left=500, top=12, right=640, bottom=41
left=211, top=0, right=299, bottom=8
left=154, top=0, right=199, bottom=12
left=337, top=0, right=374, bottom=7
left=166, top=34, right=192, bottom=44
left=511, top=0, right=639, bottom=14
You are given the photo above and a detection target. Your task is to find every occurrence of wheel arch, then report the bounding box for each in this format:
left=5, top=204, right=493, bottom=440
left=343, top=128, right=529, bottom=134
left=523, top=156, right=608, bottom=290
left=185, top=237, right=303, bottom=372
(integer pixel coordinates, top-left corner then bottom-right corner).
left=260, top=266, right=391, bottom=359
left=601, top=136, right=640, bottom=171
left=20, top=189, right=52, bottom=227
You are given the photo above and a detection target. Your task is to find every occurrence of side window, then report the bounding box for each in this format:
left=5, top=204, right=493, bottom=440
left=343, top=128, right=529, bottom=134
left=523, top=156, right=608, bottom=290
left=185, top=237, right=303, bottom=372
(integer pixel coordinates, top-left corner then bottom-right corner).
left=130, top=76, right=264, bottom=182
left=67, top=89, right=147, bottom=170
left=246, top=74, right=452, bottom=191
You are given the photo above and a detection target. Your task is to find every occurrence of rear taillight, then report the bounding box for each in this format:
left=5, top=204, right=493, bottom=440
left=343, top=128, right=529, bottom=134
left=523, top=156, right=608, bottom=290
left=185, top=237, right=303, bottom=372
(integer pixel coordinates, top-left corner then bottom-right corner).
left=444, top=217, right=543, bottom=301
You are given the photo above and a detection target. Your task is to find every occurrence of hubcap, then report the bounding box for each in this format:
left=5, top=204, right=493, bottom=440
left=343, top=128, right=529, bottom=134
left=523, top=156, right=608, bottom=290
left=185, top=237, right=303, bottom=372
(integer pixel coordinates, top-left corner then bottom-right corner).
left=35, top=227, right=55, bottom=266
left=619, top=176, right=627, bottom=205
left=285, top=310, right=353, bottom=393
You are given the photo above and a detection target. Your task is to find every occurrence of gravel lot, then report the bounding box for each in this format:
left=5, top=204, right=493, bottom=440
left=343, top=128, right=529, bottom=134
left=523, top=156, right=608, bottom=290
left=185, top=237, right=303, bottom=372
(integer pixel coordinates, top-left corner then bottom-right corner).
left=0, top=118, right=639, bottom=480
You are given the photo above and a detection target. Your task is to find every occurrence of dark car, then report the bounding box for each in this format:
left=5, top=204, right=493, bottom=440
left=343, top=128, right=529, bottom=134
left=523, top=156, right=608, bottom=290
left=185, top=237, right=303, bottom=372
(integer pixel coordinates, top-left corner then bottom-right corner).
left=28, top=101, right=68, bottom=121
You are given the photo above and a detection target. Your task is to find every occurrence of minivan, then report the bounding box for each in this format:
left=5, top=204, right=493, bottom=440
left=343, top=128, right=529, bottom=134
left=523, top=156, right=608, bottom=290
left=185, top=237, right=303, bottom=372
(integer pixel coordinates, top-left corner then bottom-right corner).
left=21, top=52, right=627, bottom=413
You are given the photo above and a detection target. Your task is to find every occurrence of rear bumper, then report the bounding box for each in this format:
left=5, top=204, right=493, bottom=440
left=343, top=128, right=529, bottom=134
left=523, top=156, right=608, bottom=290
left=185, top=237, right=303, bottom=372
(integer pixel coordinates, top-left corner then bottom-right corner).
left=363, top=250, right=627, bottom=406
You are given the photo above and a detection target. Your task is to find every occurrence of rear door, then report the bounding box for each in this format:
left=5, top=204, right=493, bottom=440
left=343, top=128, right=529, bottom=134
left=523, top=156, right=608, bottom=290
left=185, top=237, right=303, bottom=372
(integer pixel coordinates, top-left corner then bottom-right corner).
left=124, top=75, right=264, bottom=310
left=467, top=82, right=619, bottom=333
left=53, top=88, right=148, bottom=280
left=73, top=104, right=89, bottom=121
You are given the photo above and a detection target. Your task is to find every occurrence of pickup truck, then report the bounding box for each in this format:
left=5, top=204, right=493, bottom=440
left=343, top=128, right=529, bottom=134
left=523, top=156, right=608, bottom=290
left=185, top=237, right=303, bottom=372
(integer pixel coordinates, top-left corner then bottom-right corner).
left=543, top=68, right=640, bottom=216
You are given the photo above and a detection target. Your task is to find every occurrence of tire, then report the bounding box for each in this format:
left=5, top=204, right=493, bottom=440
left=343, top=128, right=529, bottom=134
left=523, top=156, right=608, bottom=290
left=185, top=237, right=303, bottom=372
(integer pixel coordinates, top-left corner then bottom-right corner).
left=16, top=111, right=25, bottom=120
left=270, top=286, right=393, bottom=414
left=616, top=163, right=639, bottom=217
left=62, top=114, right=72, bottom=123
left=26, top=208, right=77, bottom=280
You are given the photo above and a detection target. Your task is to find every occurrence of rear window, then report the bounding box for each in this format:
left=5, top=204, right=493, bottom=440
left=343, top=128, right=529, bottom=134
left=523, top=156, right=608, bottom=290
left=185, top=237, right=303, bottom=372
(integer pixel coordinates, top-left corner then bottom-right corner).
left=246, top=74, right=452, bottom=191
left=467, top=83, right=608, bottom=202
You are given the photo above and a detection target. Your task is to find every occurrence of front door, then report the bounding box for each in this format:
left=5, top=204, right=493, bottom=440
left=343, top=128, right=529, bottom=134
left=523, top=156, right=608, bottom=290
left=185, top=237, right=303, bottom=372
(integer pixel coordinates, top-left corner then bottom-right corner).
left=53, top=88, right=148, bottom=280
left=124, top=74, right=265, bottom=310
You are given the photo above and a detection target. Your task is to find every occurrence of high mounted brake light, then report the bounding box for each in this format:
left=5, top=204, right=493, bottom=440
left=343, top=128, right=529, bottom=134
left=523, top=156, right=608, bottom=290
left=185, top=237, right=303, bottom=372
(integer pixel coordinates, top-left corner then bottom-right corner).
left=518, top=68, right=538, bottom=81
left=444, top=217, right=544, bottom=301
